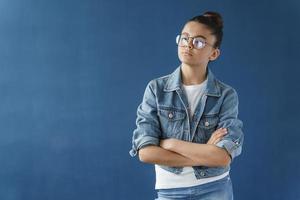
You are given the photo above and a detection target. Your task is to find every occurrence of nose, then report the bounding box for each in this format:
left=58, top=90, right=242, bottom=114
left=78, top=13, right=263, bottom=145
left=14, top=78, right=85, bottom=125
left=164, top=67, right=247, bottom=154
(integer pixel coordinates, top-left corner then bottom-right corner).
left=187, top=38, right=193, bottom=49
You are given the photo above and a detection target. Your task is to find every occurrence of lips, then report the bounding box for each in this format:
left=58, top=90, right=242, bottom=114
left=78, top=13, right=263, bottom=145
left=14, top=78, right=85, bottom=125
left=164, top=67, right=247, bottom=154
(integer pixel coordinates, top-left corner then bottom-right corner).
left=182, top=51, right=193, bottom=56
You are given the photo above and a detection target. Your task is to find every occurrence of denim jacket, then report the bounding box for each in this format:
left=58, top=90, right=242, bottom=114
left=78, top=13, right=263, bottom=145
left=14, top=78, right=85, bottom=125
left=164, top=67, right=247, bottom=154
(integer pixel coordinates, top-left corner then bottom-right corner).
left=129, top=65, right=244, bottom=179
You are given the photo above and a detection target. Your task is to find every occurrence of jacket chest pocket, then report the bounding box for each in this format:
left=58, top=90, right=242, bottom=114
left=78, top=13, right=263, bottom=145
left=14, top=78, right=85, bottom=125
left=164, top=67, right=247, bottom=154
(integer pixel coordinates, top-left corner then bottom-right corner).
left=158, top=107, right=186, bottom=138
left=195, top=114, right=219, bottom=142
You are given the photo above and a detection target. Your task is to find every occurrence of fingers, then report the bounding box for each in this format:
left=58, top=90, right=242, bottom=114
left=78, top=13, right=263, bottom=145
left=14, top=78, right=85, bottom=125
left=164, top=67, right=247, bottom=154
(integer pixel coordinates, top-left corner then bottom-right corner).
left=207, top=127, right=228, bottom=145
left=213, top=127, right=227, bottom=136
left=213, top=128, right=227, bottom=139
left=212, top=136, right=223, bottom=145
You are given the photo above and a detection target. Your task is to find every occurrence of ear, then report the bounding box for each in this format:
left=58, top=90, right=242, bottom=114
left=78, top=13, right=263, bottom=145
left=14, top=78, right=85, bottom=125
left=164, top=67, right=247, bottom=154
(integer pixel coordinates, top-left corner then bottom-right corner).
left=209, top=48, right=220, bottom=61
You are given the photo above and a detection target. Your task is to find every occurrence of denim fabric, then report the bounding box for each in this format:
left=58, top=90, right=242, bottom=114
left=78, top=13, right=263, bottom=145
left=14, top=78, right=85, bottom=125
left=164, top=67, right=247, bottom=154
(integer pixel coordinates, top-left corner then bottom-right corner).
left=129, top=65, right=244, bottom=178
left=155, top=175, right=233, bottom=200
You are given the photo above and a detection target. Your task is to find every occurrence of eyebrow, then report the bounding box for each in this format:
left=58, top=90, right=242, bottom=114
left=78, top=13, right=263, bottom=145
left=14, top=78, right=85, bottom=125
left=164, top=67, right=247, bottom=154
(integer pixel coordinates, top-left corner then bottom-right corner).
left=181, top=32, right=207, bottom=40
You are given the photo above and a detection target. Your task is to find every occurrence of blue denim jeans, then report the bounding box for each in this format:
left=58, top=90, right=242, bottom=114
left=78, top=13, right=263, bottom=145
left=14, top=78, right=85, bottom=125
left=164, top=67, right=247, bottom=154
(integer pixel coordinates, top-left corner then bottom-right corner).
left=155, top=175, right=233, bottom=200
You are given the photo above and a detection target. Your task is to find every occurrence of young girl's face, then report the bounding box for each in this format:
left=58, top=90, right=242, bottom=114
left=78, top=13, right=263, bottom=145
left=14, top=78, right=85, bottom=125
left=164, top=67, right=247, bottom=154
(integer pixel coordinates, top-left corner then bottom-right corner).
left=178, top=21, right=220, bottom=67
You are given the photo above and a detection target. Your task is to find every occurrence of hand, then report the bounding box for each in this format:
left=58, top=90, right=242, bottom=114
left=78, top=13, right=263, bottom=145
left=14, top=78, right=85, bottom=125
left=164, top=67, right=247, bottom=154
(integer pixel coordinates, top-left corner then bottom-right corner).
left=207, top=128, right=228, bottom=145
left=160, top=138, right=177, bottom=151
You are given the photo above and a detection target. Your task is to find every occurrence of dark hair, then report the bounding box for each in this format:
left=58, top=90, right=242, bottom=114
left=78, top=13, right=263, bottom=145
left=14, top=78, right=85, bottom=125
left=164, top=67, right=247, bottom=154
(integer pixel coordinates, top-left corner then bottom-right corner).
left=187, top=11, right=223, bottom=48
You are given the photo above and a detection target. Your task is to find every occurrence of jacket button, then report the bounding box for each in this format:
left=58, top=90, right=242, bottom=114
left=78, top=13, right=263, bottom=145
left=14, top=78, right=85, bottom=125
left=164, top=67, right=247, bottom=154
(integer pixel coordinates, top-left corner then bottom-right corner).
left=205, top=121, right=210, bottom=127
left=168, top=113, right=174, bottom=119
left=200, top=171, right=206, bottom=176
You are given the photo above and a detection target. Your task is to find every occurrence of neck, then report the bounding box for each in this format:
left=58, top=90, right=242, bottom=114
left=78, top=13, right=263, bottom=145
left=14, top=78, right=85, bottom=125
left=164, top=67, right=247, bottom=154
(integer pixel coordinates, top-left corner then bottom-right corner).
left=181, top=63, right=208, bottom=85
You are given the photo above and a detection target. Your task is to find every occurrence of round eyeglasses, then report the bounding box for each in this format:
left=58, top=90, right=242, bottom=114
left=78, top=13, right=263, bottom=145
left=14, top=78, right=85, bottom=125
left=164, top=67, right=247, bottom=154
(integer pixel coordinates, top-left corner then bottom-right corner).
left=176, top=34, right=215, bottom=49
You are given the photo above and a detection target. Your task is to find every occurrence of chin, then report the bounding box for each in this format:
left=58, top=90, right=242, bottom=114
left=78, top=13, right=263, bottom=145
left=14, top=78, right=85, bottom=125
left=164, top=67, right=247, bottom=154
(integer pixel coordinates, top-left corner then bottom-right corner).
left=180, top=59, right=199, bottom=67
left=179, top=55, right=196, bottom=65
left=180, top=58, right=207, bottom=68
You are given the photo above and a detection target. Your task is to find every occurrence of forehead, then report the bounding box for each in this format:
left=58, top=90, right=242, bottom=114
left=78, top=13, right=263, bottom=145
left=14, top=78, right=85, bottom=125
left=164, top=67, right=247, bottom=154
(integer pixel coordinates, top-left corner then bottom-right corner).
left=181, top=21, right=214, bottom=41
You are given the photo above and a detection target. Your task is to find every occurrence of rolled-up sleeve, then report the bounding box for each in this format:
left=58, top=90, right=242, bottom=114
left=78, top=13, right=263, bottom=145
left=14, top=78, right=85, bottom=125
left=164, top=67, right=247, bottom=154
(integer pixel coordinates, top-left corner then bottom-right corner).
left=129, top=80, right=162, bottom=157
left=215, top=88, right=244, bottom=161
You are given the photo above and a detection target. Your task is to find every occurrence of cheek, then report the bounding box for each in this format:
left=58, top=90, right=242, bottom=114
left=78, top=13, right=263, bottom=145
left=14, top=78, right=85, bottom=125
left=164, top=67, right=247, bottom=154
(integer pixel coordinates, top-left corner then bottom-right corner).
left=177, top=48, right=183, bottom=61
left=178, top=51, right=190, bottom=63
left=195, top=51, right=211, bottom=60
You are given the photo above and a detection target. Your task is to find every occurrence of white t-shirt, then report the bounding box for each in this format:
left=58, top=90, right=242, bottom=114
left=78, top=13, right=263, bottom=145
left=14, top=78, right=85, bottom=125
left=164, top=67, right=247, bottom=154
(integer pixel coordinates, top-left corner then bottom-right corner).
left=155, top=79, right=229, bottom=189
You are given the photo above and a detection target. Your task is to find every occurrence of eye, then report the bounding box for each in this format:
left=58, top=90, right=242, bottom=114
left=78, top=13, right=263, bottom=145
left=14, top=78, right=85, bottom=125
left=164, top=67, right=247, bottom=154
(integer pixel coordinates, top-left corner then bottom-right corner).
left=193, top=38, right=206, bottom=49
left=180, top=36, right=189, bottom=45
left=176, top=35, right=189, bottom=46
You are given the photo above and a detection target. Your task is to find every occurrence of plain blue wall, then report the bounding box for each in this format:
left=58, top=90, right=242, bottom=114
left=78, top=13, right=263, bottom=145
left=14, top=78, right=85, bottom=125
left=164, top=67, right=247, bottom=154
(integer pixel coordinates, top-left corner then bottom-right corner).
left=0, top=0, right=299, bottom=199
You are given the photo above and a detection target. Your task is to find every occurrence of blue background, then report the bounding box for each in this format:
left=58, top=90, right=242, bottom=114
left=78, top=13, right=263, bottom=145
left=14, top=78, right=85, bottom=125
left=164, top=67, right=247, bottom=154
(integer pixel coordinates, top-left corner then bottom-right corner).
left=0, top=0, right=299, bottom=199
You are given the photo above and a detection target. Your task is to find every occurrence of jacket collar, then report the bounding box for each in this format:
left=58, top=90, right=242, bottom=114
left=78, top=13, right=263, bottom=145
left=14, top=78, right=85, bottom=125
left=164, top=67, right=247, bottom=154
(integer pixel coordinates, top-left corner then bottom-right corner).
left=163, top=65, right=221, bottom=97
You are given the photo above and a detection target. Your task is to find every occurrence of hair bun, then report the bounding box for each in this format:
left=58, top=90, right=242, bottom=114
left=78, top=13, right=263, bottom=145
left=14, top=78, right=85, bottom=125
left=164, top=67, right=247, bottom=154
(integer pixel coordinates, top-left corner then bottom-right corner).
left=203, top=11, right=223, bottom=29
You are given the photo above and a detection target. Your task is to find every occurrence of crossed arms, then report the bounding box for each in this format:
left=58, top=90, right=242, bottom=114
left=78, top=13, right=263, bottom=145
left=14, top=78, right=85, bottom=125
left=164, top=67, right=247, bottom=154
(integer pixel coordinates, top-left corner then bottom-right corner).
left=138, top=128, right=231, bottom=167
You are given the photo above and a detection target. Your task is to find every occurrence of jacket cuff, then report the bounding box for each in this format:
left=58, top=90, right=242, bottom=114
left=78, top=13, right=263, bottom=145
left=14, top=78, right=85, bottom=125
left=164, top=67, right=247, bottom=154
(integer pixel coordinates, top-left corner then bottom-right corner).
left=215, top=139, right=242, bottom=160
left=129, top=136, right=159, bottom=157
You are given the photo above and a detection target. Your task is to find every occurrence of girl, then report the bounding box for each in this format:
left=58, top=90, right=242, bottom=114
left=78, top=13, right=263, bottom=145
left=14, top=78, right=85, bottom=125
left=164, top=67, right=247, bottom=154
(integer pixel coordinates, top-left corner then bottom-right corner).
left=130, top=11, right=244, bottom=200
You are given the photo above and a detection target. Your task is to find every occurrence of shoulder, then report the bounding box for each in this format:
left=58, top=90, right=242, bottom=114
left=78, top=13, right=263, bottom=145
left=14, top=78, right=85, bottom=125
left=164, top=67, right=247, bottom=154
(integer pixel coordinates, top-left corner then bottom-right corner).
left=146, top=72, right=172, bottom=91
left=211, top=72, right=238, bottom=96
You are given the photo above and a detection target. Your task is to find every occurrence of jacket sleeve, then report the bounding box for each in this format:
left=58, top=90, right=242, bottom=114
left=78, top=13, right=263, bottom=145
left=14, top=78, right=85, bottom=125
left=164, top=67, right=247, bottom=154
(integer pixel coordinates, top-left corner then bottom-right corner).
left=129, top=80, right=162, bottom=157
left=215, top=88, right=244, bottom=161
